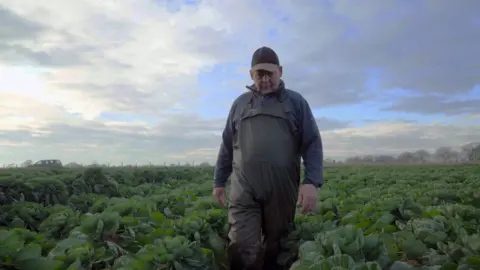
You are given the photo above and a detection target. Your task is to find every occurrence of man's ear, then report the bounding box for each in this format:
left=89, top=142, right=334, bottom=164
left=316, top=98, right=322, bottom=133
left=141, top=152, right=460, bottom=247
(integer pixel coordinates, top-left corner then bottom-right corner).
left=278, top=66, right=283, bottom=77
left=249, top=69, right=255, bottom=80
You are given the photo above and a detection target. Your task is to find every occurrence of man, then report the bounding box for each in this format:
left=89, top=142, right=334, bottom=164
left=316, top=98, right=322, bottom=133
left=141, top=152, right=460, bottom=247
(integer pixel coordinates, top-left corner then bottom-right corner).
left=213, top=46, right=323, bottom=270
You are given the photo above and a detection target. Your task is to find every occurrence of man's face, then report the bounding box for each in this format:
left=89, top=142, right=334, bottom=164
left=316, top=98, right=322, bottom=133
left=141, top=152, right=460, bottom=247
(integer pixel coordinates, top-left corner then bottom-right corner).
left=250, top=66, right=282, bottom=93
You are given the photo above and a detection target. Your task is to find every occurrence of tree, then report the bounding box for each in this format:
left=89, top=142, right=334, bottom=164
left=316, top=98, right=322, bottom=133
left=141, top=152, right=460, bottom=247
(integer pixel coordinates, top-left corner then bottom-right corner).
left=413, top=149, right=431, bottom=164
left=472, top=145, right=480, bottom=161
left=435, top=147, right=455, bottom=163
left=22, top=160, right=33, bottom=167
left=450, top=150, right=461, bottom=163
left=460, top=142, right=480, bottom=162
left=374, top=155, right=396, bottom=164
left=324, top=158, right=335, bottom=165
left=199, top=162, right=211, bottom=167
left=397, top=151, right=416, bottom=163
left=365, top=155, right=377, bottom=164
left=345, top=156, right=363, bottom=164
left=65, top=162, right=82, bottom=168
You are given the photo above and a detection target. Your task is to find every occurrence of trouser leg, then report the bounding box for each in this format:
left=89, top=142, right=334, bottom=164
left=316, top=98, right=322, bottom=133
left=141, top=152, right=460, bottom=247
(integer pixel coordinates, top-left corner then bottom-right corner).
left=227, top=177, right=264, bottom=270
left=261, top=177, right=298, bottom=270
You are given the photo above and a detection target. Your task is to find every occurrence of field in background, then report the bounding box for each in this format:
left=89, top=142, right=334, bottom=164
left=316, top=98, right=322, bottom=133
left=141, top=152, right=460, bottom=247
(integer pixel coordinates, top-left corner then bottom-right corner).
left=0, top=165, right=479, bottom=269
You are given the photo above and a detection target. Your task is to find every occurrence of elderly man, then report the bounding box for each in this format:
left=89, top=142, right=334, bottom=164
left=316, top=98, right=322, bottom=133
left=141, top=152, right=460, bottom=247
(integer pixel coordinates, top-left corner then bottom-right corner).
left=213, top=46, right=323, bottom=269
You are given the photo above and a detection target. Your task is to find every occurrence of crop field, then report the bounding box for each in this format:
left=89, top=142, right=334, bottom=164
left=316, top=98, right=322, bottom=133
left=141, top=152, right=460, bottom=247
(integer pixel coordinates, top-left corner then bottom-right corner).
left=0, top=165, right=479, bottom=270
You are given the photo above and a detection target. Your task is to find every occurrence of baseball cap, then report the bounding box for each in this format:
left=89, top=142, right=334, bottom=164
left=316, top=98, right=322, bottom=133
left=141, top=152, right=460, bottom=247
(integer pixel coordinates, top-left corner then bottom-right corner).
left=250, top=46, right=280, bottom=73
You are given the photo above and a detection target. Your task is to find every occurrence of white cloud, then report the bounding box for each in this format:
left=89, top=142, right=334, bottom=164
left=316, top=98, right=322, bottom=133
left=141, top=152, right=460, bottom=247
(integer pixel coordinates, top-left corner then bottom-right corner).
left=323, top=120, right=480, bottom=158
left=0, top=113, right=478, bottom=165
left=1, top=0, right=239, bottom=120
left=0, top=0, right=478, bottom=165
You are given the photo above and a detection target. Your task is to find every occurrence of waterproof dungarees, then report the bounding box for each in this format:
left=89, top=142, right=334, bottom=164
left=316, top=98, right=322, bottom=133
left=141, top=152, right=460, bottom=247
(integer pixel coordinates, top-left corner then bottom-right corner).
left=228, top=91, right=301, bottom=270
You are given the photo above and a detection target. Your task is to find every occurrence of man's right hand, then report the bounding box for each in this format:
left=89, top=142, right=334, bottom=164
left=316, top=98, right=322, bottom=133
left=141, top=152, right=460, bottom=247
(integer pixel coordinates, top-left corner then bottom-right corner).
left=213, top=187, right=227, bottom=207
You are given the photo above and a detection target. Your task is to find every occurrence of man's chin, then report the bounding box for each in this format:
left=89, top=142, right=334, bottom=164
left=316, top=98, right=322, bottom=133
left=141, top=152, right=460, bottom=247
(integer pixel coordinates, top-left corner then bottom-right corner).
left=260, top=89, right=274, bottom=94
left=259, top=87, right=275, bottom=94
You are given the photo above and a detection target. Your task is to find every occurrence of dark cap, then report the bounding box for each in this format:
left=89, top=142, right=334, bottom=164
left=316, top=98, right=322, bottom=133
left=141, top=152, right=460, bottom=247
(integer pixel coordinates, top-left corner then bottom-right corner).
left=251, top=46, right=280, bottom=72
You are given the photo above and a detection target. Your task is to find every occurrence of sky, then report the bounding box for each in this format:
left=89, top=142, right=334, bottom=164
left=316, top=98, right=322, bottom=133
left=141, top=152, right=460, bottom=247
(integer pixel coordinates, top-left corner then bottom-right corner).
left=0, top=0, right=479, bottom=165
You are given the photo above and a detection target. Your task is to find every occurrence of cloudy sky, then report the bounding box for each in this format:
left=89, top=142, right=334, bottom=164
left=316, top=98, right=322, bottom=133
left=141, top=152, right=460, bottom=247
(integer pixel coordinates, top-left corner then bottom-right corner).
left=0, top=0, right=479, bottom=165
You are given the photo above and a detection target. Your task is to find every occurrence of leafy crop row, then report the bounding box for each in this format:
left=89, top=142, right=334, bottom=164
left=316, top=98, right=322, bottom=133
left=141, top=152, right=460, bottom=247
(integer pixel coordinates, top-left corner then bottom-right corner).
left=0, top=165, right=479, bottom=269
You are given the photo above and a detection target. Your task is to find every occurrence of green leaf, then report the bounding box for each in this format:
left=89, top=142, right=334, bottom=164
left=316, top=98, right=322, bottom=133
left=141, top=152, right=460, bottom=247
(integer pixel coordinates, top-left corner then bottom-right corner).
left=19, top=258, right=59, bottom=270
left=389, top=261, right=413, bottom=270
left=11, top=217, right=25, bottom=229
left=16, top=244, right=42, bottom=261
left=96, top=219, right=104, bottom=236
left=403, top=237, right=427, bottom=259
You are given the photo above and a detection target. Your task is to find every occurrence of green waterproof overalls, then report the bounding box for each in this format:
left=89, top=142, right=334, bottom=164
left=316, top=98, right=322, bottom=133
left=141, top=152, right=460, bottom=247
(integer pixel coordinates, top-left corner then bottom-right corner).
left=227, top=90, right=301, bottom=270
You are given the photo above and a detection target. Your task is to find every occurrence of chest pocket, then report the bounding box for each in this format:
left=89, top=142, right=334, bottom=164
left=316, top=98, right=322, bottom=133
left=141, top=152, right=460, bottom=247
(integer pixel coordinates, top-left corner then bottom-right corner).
left=232, top=95, right=300, bottom=140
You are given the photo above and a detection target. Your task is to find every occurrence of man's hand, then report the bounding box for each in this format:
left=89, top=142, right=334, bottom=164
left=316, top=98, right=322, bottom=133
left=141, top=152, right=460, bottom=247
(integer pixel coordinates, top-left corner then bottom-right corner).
left=212, top=187, right=227, bottom=207
left=297, top=184, right=317, bottom=214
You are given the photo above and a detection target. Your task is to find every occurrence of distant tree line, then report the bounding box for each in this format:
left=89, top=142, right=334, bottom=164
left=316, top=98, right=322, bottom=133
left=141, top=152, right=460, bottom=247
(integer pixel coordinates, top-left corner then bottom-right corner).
left=326, top=142, right=480, bottom=165
left=6, top=160, right=213, bottom=169
left=4, top=142, right=479, bottom=169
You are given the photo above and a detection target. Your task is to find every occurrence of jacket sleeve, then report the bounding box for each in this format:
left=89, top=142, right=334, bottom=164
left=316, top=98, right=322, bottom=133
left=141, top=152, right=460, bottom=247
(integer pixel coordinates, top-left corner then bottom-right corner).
left=298, top=97, right=324, bottom=188
left=213, top=102, right=236, bottom=187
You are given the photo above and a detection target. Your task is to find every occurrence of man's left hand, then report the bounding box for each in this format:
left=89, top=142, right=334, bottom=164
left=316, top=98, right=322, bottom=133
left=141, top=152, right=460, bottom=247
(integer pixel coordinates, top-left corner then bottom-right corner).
left=297, top=184, right=317, bottom=215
